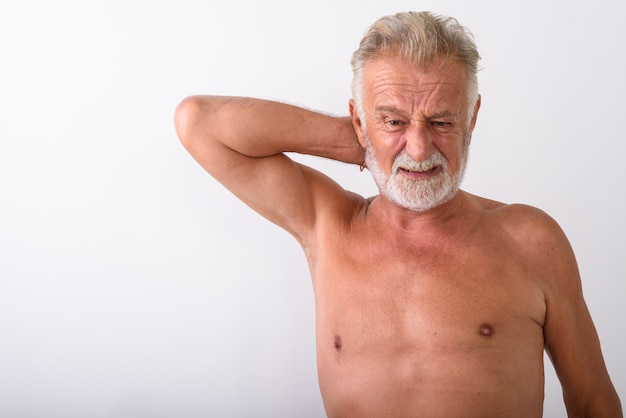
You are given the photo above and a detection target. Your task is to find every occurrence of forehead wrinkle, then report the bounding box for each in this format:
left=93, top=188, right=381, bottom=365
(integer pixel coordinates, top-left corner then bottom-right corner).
left=367, top=77, right=462, bottom=119
left=362, top=56, right=468, bottom=121
left=373, top=92, right=461, bottom=122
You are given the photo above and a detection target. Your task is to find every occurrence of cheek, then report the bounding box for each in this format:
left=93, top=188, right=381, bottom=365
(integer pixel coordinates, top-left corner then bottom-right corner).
left=435, top=137, right=466, bottom=171
left=371, top=139, right=404, bottom=172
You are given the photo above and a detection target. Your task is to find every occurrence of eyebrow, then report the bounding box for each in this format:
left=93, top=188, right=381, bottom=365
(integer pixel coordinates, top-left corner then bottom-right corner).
left=375, top=106, right=458, bottom=119
left=375, top=105, right=404, bottom=115
left=430, top=110, right=457, bottom=119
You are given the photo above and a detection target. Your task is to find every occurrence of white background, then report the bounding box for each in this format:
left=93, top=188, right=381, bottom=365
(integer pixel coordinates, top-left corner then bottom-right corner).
left=1, top=0, right=625, bottom=417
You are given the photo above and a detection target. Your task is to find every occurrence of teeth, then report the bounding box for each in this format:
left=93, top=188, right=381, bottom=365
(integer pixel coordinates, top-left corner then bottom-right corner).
left=392, top=151, right=447, bottom=174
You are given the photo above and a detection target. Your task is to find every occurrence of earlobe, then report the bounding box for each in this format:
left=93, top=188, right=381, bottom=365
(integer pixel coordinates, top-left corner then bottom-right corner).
left=349, top=99, right=367, bottom=149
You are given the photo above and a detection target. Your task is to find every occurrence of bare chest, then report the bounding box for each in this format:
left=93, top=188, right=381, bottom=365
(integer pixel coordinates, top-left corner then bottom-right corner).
left=309, top=227, right=546, bottom=416
left=310, top=223, right=546, bottom=356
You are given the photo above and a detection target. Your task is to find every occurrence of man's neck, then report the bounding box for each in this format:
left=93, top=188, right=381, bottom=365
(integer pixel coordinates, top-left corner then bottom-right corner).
left=369, top=190, right=471, bottom=235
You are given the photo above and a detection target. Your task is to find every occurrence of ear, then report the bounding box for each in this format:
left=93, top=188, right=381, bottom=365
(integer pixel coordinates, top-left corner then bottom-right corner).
left=468, top=94, right=481, bottom=133
left=349, top=99, right=367, bottom=149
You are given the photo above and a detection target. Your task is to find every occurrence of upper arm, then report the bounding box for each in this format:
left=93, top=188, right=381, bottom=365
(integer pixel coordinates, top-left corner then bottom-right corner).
left=521, top=208, right=622, bottom=416
left=174, top=95, right=356, bottom=244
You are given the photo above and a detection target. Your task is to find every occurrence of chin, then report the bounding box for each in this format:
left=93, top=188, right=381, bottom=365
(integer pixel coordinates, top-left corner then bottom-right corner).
left=391, top=189, right=458, bottom=213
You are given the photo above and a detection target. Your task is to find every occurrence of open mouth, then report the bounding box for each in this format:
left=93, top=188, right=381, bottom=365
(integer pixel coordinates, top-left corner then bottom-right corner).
left=398, top=165, right=442, bottom=179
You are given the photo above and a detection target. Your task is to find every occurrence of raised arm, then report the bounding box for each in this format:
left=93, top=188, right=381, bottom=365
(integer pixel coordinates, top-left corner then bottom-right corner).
left=173, top=95, right=365, bottom=242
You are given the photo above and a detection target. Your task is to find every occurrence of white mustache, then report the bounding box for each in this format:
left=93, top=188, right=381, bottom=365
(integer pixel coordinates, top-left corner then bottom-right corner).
left=392, top=151, right=447, bottom=174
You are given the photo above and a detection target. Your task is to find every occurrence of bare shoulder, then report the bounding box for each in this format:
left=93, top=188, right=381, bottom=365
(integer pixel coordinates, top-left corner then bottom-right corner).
left=470, top=194, right=579, bottom=288
left=469, top=194, right=567, bottom=245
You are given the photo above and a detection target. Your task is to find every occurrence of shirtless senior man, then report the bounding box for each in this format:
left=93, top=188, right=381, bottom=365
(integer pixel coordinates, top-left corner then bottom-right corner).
left=174, top=11, right=622, bottom=418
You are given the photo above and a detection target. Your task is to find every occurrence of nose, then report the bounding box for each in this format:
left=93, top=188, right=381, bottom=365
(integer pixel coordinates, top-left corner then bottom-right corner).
left=404, top=122, right=434, bottom=162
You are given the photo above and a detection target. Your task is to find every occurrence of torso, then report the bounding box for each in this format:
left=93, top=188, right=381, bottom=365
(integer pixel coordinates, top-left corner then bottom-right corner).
left=307, top=192, right=547, bottom=417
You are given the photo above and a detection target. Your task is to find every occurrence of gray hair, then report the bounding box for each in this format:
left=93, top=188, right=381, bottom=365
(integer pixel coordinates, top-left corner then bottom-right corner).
left=351, top=11, right=481, bottom=128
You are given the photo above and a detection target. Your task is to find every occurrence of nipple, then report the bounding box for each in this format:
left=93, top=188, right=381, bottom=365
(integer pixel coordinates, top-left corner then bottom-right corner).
left=333, top=335, right=342, bottom=351
left=478, top=323, right=494, bottom=338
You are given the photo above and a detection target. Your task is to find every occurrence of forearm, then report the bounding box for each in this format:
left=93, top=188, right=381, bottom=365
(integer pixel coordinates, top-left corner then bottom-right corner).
left=175, top=95, right=364, bottom=165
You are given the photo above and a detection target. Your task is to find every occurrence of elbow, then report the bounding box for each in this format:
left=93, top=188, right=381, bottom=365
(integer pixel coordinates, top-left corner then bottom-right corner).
left=174, top=95, right=205, bottom=150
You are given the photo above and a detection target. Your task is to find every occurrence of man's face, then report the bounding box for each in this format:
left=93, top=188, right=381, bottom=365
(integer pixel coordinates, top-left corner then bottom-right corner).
left=351, top=55, right=479, bottom=212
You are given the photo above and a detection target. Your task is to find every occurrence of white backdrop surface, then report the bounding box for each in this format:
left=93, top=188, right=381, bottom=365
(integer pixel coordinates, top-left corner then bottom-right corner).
left=1, top=1, right=625, bottom=417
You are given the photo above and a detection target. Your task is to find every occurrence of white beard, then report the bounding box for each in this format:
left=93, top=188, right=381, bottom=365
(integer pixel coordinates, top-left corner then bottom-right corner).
left=364, top=136, right=469, bottom=212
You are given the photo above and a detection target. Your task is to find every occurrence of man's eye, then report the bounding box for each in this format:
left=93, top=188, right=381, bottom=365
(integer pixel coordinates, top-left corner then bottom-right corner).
left=387, top=120, right=403, bottom=126
left=432, top=121, right=448, bottom=127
